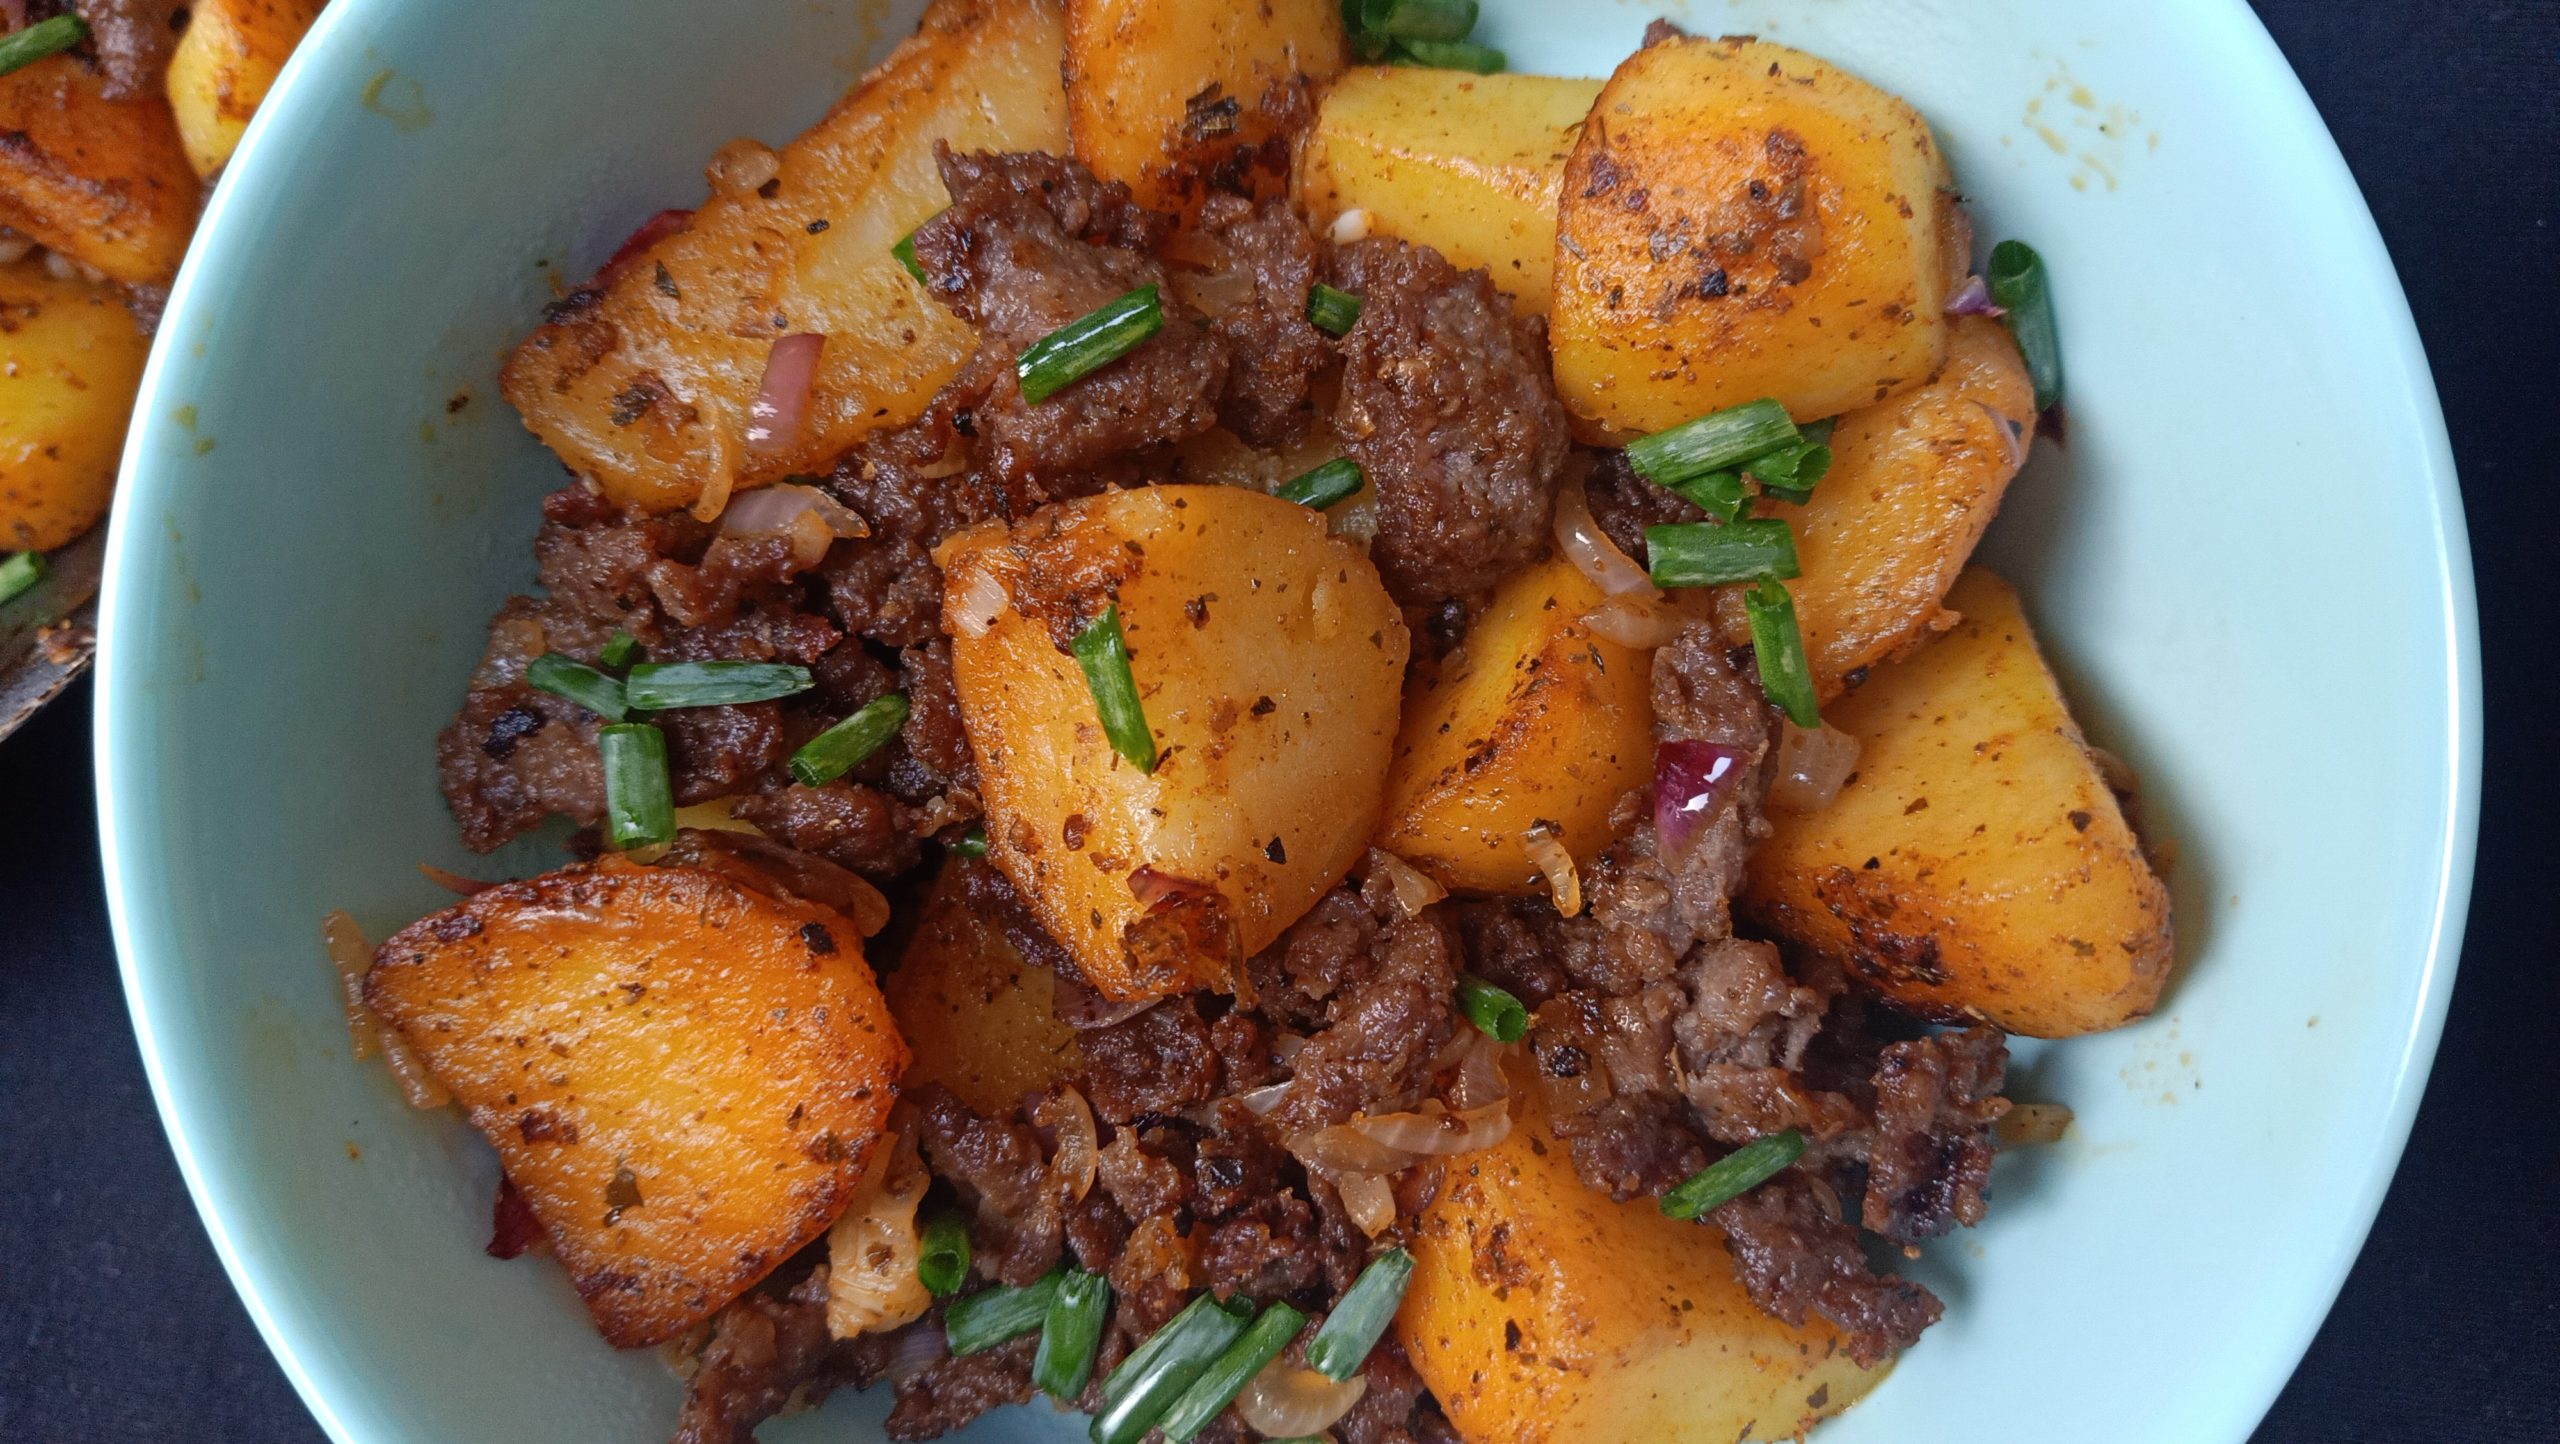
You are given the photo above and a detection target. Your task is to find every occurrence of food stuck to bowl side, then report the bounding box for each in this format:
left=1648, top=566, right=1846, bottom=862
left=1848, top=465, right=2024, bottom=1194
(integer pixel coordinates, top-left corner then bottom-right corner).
left=350, top=2, right=2174, bottom=1441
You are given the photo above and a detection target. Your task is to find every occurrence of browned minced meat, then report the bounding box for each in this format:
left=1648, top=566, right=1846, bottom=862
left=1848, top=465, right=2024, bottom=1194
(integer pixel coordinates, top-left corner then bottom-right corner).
left=55, top=0, right=185, bottom=100
left=671, top=1269, right=848, bottom=1444
left=1081, top=996, right=1222, bottom=1123
left=884, top=1333, right=1038, bottom=1442
left=914, top=1083, right=1062, bottom=1288
left=1330, top=237, right=1570, bottom=608
left=1713, top=1172, right=1942, bottom=1369
left=1252, top=885, right=1461, bottom=1135
left=1187, top=193, right=1330, bottom=449
left=1583, top=447, right=1703, bottom=566
left=1864, top=1026, right=2010, bottom=1242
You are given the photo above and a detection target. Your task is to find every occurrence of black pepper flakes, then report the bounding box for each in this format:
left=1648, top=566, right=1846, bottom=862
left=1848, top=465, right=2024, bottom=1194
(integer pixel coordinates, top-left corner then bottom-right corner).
left=1263, top=837, right=1287, bottom=864
left=800, top=921, right=838, bottom=956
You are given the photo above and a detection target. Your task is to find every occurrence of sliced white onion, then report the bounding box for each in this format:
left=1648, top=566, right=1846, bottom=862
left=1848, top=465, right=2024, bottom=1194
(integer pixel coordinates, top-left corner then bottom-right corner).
left=1997, top=1102, right=2074, bottom=1148
left=1039, top=1087, right=1100, bottom=1204
left=1768, top=720, right=1862, bottom=814
left=1349, top=1098, right=1513, bottom=1157
left=1522, top=821, right=1583, bottom=918
left=827, top=1127, right=932, bottom=1338
left=1581, top=592, right=1686, bottom=648
left=1329, top=208, right=1374, bottom=245
left=1236, top=1080, right=1292, bottom=1118
left=1444, top=1029, right=1512, bottom=1113
left=0, top=230, right=34, bottom=266
left=747, top=333, right=826, bottom=458
left=1333, top=1170, right=1397, bottom=1237
left=42, top=248, right=107, bottom=286
left=416, top=862, right=496, bottom=896
left=380, top=1031, right=452, bottom=1110
left=706, top=137, right=782, bottom=196
left=1553, top=471, right=1655, bottom=598
left=1365, top=848, right=1446, bottom=920
left=1239, top=1359, right=1367, bottom=1438
left=718, top=483, right=869, bottom=542
left=321, top=910, right=380, bottom=1062
left=947, top=565, right=1009, bottom=639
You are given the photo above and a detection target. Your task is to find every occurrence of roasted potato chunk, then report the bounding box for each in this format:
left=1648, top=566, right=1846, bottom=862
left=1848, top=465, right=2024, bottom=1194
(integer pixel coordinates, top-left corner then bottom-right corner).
left=501, top=0, right=1067, bottom=514
left=1293, top=67, right=1599, bottom=315
left=1551, top=34, right=1953, bottom=438
left=1377, top=554, right=1654, bottom=893
left=165, top=0, right=328, bottom=178
left=0, top=258, right=149, bottom=551
left=1064, top=0, right=1344, bottom=218
left=0, top=54, right=201, bottom=286
left=365, top=860, right=908, bottom=1347
left=1744, top=569, right=2175, bottom=1037
left=1774, top=314, right=2036, bottom=700
left=1401, top=1081, right=1882, bottom=1442
left=884, top=861, right=1083, bottom=1115
left=941, top=484, right=1409, bottom=1001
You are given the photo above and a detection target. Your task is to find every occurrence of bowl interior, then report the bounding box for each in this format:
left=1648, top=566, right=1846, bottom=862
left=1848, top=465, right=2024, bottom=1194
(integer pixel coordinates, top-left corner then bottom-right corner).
left=98, top=1, right=2476, bottom=1441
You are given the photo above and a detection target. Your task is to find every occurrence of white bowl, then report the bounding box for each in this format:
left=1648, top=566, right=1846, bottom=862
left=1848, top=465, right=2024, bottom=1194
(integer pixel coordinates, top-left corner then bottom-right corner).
left=96, top=1, right=2477, bottom=1440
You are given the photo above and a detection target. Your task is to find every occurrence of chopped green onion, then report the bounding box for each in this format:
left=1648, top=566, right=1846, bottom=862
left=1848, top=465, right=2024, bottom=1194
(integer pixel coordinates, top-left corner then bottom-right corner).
left=525, top=653, right=630, bottom=721
left=1158, top=1302, right=1307, bottom=1442
left=1306, top=1248, right=1414, bottom=1381
left=947, top=1271, right=1062, bottom=1356
left=893, top=211, right=944, bottom=286
left=1986, top=240, right=2063, bottom=411
left=621, top=660, right=813, bottom=710
left=1275, top=457, right=1365, bottom=511
left=1645, top=518, right=1801, bottom=589
left=1665, top=468, right=1748, bottom=524
left=918, top=1213, right=971, bottom=1298
left=1393, top=37, right=1506, bottom=72
left=1092, top=1292, right=1254, bottom=1444
left=0, top=15, right=87, bottom=81
left=600, top=723, right=676, bottom=851
left=598, top=631, right=640, bottom=672
left=1746, top=438, right=1834, bottom=505
left=1071, top=606, right=1156, bottom=774
left=1742, top=582, right=1821, bottom=728
left=1456, top=975, right=1528, bottom=1044
left=1307, top=284, right=1363, bottom=336
left=788, top=693, right=909, bottom=787
left=1034, top=1268, right=1113, bottom=1399
left=0, top=551, right=46, bottom=607
left=1362, top=0, right=1478, bottom=42
left=947, top=824, right=990, bottom=859
left=1017, top=285, right=1164, bottom=405
left=1625, top=399, right=1801, bottom=493
left=1660, top=1129, right=1807, bottom=1220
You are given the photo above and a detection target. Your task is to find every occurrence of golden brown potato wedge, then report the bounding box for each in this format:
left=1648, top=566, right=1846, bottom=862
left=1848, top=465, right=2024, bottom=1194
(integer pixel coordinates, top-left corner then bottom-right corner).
left=1551, top=34, right=1953, bottom=438
left=365, top=859, right=908, bottom=1347
left=1377, top=554, right=1654, bottom=894
left=940, top=484, right=1409, bottom=1001
left=1401, top=1078, right=1883, bottom=1443
left=165, top=0, right=328, bottom=178
left=1064, top=0, right=1343, bottom=218
left=0, top=257, right=149, bottom=551
left=1773, top=314, right=2036, bottom=701
left=1743, top=569, right=2174, bottom=1037
left=0, top=54, right=201, bottom=286
left=884, top=861, right=1083, bottom=1115
left=501, top=0, right=1067, bottom=515
left=1293, top=67, right=1599, bottom=315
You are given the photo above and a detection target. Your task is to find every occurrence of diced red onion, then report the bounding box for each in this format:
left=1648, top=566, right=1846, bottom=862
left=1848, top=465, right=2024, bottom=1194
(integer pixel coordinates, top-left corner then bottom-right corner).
left=746, top=333, right=825, bottom=458
left=1581, top=593, right=1686, bottom=648
left=882, top=1323, right=949, bottom=1386
left=1768, top=720, right=1861, bottom=814
left=1052, top=969, right=1158, bottom=1031
left=1552, top=472, right=1655, bottom=598
left=1654, top=740, right=1748, bottom=859
left=1946, top=273, right=2005, bottom=317
left=1976, top=399, right=2027, bottom=470
left=1521, top=821, right=1582, bottom=918
left=599, top=208, right=693, bottom=286
left=1239, top=1360, right=1368, bottom=1438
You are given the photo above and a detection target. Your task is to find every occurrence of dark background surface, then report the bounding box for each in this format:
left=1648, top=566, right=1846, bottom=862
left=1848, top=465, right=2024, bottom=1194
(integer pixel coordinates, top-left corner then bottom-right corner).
left=4, top=1, right=2556, bottom=1439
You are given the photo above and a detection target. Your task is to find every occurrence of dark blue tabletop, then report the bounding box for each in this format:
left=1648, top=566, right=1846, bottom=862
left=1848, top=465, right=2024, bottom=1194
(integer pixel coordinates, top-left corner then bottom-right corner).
left=4, top=2, right=2554, bottom=1439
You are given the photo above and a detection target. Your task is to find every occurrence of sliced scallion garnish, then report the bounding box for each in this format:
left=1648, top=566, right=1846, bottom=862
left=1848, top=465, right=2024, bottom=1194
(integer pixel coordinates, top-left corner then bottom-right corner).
left=1363, top=0, right=1478, bottom=42
left=0, top=551, right=46, bottom=607
left=1033, top=1268, right=1112, bottom=1399
left=1666, top=468, right=1749, bottom=524
left=1158, top=1301, right=1307, bottom=1442
left=788, top=693, right=909, bottom=787
left=918, top=1213, right=970, bottom=1298
left=1747, top=436, right=1835, bottom=505
left=1017, top=285, right=1164, bottom=405
left=0, top=14, right=87, bottom=81
left=1307, top=284, right=1363, bottom=337
left=525, top=653, right=630, bottom=721
left=1987, top=240, right=2063, bottom=411
left=1306, top=1248, right=1415, bottom=1381
left=1071, top=606, right=1156, bottom=774
left=600, top=723, right=676, bottom=850
left=1626, top=399, right=1801, bottom=494
left=621, top=660, right=813, bottom=710
left=947, top=1270, right=1062, bottom=1356
left=1394, top=37, right=1506, bottom=72
left=598, top=631, right=640, bottom=672
left=892, top=211, right=944, bottom=287
left=1742, top=581, right=1821, bottom=728
left=947, top=824, right=990, bottom=859
left=1645, top=518, right=1801, bottom=589
left=1275, top=457, right=1365, bottom=511
left=1660, top=1129, right=1807, bottom=1220
left=1456, top=974, right=1528, bottom=1044
left=1092, top=1293, right=1253, bottom=1444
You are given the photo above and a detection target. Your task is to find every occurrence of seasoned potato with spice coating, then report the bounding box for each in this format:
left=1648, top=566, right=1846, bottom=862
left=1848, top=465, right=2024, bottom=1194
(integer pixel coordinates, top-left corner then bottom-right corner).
left=884, top=861, right=1084, bottom=1115
left=501, top=0, right=1067, bottom=515
left=1293, top=67, right=1600, bottom=315
left=1744, top=569, right=2175, bottom=1037
left=1551, top=34, right=1953, bottom=439
left=940, top=484, right=1409, bottom=1002
left=0, top=54, right=201, bottom=286
left=1400, top=1078, right=1882, bottom=1443
left=1773, top=314, right=2037, bottom=701
left=1377, top=554, right=1654, bottom=894
left=0, top=258, right=149, bottom=552
left=1064, top=0, right=1344, bottom=219
left=165, top=0, right=329, bottom=179
left=364, top=859, right=908, bottom=1347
